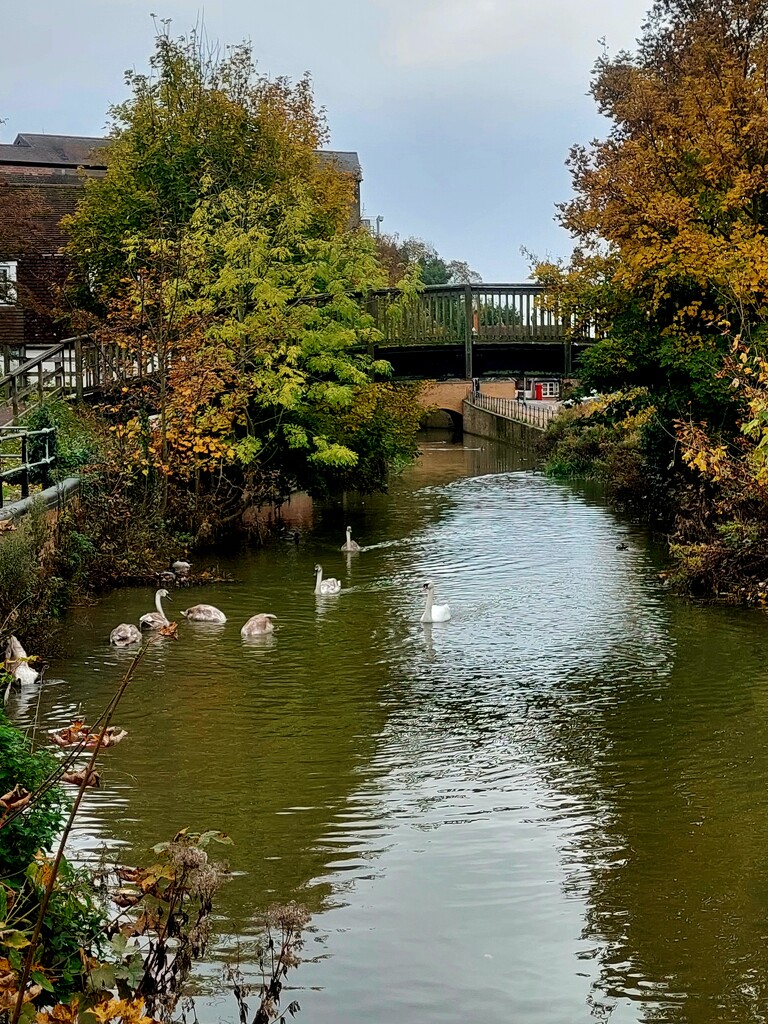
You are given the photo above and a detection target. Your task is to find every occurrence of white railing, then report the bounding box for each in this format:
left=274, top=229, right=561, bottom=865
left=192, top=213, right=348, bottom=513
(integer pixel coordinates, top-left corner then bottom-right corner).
left=465, top=392, right=560, bottom=430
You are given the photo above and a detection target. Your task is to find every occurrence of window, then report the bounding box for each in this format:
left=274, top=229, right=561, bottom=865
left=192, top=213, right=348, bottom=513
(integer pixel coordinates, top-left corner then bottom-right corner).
left=0, top=262, right=17, bottom=305
left=540, top=380, right=560, bottom=398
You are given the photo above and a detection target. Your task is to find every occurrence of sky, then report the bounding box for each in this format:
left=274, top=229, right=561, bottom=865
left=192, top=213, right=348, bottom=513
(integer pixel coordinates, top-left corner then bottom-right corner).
left=1, top=0, right=651, bottom=280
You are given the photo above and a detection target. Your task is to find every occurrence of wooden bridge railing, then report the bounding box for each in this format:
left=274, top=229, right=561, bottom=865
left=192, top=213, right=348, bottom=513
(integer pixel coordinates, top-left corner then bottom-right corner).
left=365, top=283, right=594, bottom=348
left=0, top=336, right=157, bottom=422
left=0, top=284, right=590, bottom=422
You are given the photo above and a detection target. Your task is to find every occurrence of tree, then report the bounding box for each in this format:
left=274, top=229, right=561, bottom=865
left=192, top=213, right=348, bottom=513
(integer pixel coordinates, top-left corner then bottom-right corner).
left=107, top=182, right=422, bottom=505
left=67, top=26, right=424, bottom=525
left=540, top=0, right=768, bottom=416
left=375, top=234, right=481, bottom=287
left=65, top=23, right=355, bottom=307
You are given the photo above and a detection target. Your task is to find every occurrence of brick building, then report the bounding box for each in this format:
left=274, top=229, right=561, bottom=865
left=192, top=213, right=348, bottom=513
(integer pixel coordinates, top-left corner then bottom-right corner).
left=0, top=133, right=363, bottom=352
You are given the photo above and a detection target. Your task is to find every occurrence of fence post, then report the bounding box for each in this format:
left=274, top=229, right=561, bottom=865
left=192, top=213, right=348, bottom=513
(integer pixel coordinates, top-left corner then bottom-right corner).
left=74, top=337, right=84, bottom=401
left=463, top=285, right=473, bottom=380
left=20, top=434, right=29, bottom=499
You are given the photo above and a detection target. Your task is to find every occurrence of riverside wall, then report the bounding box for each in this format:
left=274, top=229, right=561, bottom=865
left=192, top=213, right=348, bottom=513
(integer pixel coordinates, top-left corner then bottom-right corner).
left=462, top=402, right=544, bottom=446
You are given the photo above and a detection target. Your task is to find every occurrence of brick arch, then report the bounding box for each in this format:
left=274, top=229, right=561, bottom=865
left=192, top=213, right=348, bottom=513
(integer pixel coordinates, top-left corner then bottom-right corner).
left=419, top=380, right=519, bottom=421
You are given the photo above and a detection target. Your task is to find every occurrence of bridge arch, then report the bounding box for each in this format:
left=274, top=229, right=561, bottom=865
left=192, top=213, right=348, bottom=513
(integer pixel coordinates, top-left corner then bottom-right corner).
left=419, top=380, right=519, bottom=431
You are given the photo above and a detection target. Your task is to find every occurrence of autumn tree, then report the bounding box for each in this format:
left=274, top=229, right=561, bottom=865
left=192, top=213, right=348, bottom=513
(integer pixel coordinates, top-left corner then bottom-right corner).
left=537, top=1, right=768, bottom=597
left=66, top=25, right=423, bottom=526
left=539, top=0, right=768, bottom=416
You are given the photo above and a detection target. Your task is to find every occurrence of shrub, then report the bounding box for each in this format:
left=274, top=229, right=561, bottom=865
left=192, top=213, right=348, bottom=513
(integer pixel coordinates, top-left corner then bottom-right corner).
left=0, top=706, right=63, bottom=878
left=21, top=400, right=102, bottom=481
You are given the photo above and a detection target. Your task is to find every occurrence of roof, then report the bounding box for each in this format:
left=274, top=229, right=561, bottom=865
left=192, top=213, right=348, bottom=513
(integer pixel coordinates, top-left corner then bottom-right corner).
left=0, top=134, right=362, bottom=178
left=0, top=134, right=108, bottom=168
left=315, top=150, right=362, bottom=180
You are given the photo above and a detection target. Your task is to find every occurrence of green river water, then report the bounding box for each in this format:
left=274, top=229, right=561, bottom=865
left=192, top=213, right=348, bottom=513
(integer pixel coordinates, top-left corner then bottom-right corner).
left=9, top=434, right=768, bottom=1024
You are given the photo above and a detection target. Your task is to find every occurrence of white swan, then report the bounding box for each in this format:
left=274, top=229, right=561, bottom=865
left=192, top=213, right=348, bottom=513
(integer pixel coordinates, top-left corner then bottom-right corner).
left=340, top=526, right=361, bottom=553
left=5, top=636, right=40, bottom=685
left=139, top=588, right=171, bottom=630
left=420, top=581, right=451, bottom=623
left=109, top=623, right=143, bottom=647
left=181, top=604, right=227, bottom=623
left=241, top=613, right=276, bottom=636
left=172, top=559, right=192, bottom=576
left=314, top=564, right=341, bottom=596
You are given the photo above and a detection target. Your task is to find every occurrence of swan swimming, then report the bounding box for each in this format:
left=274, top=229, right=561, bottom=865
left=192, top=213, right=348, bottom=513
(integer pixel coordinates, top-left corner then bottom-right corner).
left=420, top=581, right=451, bottom=623
left=5, top=636, right=40, bottom=685
left=314, top=564, right=341, bottom=596
left=241, top=613, right=276, bottom=636
left=181, top=604, right=227, bottom=623
left=139, top=589, right=171, bottom=630
left=340, top=526, right=361, bottom=553
left=109, top=623, right=143, bottom=647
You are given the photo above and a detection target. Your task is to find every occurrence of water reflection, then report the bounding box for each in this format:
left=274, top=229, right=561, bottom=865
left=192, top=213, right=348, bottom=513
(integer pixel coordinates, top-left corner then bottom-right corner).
left=10, top=435, right=768, bottom=1023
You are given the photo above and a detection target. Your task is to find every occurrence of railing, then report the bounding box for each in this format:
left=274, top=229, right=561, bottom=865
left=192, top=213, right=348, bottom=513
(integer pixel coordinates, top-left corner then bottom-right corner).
left=0, top=425, right=56, bottom=507
left=0, top=283, right=586, bottom=422
left=366, top=283, right=597, bottom=348
left=0, top=335, right=156, bottom=422
left=466, top=392, right=560, bottom=430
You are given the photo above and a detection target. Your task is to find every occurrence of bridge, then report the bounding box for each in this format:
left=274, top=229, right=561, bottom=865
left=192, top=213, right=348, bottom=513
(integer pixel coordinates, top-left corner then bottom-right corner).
left=0, top=284, right=590, bottom=425
left=365, top=283, right=595, bottom=379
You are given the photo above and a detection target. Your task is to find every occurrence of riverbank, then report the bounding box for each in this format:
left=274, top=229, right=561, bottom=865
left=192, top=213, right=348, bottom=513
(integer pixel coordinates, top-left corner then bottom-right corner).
left=538, top=389, right=768, bottom=604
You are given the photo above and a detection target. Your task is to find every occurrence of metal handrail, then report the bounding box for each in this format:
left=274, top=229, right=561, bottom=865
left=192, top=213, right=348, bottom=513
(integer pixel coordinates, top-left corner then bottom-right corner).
left=0, top=426, right=56, bottom=507
left=465, top=392, right=560, bottom=431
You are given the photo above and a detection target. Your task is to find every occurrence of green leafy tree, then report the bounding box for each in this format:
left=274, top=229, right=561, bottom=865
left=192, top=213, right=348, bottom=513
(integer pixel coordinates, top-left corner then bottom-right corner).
left=65, top=23, right=355, bottom=309
left=375, top=234, right=481, bottom=287
left=66, top=26, right=424, bottom=521
left=105, top=182, right=423, bottom=505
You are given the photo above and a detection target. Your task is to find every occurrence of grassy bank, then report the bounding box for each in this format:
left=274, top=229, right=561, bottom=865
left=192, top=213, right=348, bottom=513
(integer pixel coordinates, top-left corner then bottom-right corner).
left=541, top=387, right=768, bottom=605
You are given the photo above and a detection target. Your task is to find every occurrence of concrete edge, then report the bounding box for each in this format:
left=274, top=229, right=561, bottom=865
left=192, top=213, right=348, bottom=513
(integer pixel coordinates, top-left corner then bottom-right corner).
left=0, top=476, right=80, bottom=521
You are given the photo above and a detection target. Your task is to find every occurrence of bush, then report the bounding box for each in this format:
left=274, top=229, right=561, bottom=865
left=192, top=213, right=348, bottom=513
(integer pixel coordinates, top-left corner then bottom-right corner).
left=0, top=706, right=63, bottom=878
left=541, top=388, right=672, bottom=517
left=21, top=400, right=102, bottom=481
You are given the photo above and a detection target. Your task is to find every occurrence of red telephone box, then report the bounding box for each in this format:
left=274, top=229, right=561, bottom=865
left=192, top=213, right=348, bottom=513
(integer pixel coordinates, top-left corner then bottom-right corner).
left=534, top=382, right=543, bottom=400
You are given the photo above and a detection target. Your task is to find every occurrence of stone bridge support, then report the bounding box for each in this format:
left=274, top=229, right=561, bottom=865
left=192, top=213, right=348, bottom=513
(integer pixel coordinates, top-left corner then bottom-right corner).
left=419, top=379, right=518, bottom=428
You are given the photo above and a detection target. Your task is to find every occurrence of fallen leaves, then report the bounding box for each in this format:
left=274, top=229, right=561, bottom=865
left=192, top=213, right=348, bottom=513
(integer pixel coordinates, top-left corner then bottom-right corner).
left=49, top=724, right=128, bottom=749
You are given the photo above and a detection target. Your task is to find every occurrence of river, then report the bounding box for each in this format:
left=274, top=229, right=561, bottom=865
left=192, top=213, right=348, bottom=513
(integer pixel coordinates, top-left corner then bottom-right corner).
left=10, top=433, right=768, bottom=1024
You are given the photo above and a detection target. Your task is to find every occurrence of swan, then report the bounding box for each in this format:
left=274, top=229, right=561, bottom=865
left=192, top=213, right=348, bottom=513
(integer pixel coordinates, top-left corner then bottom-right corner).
left=314, top=564, right=341, bottom=596
left=182, top=604, right=227, bottom=623
left=139, top=589, right=171, bottom=630
left=5, top=636, right=40, bottom=685
left=241, top=613, right=276, bottom=636
left=109, top=623, right=142, bottom=647
left=340, top=526, right=361, bottom=553
left=420, top=581, right=451, bottom=623
left=172, top=559, right=192, bottom=576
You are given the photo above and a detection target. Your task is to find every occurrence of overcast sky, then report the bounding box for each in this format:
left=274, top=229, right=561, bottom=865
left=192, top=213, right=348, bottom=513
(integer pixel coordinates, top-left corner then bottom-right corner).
left=1, top=0, right=650, bottom=280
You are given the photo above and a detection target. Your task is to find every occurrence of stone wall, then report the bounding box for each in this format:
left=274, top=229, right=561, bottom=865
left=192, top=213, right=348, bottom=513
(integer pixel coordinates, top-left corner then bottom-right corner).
left=462, top=401, right=543, bottom=446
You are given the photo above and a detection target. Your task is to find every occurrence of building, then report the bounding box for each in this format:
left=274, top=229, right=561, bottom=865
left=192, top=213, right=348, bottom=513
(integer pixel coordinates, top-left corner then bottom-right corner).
left=0, top=133, right=363, bottom=351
